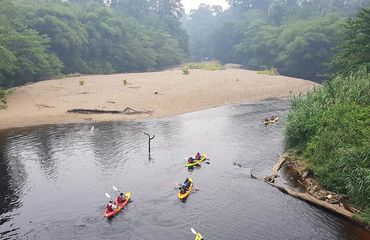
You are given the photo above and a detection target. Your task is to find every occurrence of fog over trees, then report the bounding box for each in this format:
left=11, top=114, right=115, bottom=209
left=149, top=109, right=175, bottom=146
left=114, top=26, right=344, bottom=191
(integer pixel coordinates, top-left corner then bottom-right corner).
left=183, top=0, right=370, bottom=78
left=1, top=0, right=370, bottom=87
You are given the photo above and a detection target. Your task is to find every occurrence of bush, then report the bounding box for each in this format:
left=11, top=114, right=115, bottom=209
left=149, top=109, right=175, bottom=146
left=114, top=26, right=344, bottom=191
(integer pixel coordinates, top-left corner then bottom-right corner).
left=284, top=69, right=370, bottom=220
left=0, top=88, right=12, bottom=109
left=257, top=68, right=279, bottom=76
left=183, top=61, right=224, bottom=71
left=182, top=68, right=189, bottom=75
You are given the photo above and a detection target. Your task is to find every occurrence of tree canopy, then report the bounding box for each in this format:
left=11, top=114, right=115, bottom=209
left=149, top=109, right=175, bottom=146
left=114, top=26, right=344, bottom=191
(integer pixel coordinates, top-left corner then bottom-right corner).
left=0, top=0, right=187, bottom=87
left=183, top=0, right=370, bottom=78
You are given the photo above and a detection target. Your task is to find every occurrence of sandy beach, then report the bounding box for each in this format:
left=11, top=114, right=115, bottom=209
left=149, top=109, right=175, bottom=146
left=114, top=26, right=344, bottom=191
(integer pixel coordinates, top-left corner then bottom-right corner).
left=0, top=67, right=318, bottom=130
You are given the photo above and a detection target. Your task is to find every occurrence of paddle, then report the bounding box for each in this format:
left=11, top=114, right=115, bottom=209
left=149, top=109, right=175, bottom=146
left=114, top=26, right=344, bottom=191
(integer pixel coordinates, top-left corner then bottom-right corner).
left=112, top=186, right=132, bottom=203
left=191, top=228, right=197, bottom=235
left=105, top=192, right=114, bottom=203
left=174, top=182, right=200, bottom=191
left=112, top=186, right=119, bottom=192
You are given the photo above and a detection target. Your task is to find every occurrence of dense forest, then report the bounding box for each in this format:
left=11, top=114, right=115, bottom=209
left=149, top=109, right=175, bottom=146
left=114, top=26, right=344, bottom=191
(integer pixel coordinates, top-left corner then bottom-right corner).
left=183, top=0, right=370, bottom=78
left=2, top=0, right=370, bottom=87
left=0, top=0, right=187, bottom=87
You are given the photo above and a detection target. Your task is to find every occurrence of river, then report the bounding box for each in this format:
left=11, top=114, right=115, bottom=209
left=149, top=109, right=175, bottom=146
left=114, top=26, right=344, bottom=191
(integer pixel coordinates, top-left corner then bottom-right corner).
left=0, top=98, right=369, bottom=239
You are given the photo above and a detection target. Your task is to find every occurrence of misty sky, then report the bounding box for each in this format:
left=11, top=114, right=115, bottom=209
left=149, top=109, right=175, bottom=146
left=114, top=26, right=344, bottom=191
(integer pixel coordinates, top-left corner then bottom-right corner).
left=182, top=0, right=229, bottom=12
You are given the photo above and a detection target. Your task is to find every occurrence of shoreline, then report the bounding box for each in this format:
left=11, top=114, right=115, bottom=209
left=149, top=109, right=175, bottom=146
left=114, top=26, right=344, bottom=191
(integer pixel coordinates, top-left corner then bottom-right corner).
left=0, top=67, right=318, bottom=131
left=262, top=154, right=370, bottom=232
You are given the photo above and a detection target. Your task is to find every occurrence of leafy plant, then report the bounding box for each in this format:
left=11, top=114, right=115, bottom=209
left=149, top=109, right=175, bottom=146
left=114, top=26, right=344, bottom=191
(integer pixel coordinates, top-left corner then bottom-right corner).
left=0, top=88, right=12, bottom=109
left=182, top=68, right=189, bottom=75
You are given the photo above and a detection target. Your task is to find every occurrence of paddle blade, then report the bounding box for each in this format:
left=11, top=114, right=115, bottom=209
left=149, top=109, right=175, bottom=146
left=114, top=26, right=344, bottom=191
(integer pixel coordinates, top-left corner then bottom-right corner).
left=112, top=186, right=118, bottom=191
left=191, top=228, right=197, bottom=235
left=105, top=193, right=111, bottom=199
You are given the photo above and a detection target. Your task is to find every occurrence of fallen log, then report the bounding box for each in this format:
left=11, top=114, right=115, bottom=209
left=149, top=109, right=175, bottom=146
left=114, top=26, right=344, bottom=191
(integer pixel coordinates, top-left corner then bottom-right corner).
left=262, top=155, right=370, bottom=231
left=67, top=107, right=152, bottom=115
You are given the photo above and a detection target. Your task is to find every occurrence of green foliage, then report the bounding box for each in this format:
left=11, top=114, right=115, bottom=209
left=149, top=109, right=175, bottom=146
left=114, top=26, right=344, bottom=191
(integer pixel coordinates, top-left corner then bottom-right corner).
left=257, top=68, right=279, bottom=76
left=184, top=0, right=368, bottom=78
left=0, top=88, right=12, bottom=109
left=182, top=67, right=189, bottom=75
left=332, top=7, right=370, bottom=74
left=284, top=69, right=370, bottom=220
left=184, top=62, right=224, bottom=71
left=0, top=0, right=186, bottom=87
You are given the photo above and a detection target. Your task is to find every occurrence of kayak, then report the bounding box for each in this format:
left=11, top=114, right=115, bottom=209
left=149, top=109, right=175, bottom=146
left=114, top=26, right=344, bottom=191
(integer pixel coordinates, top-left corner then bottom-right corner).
left=195, top=232, right=203, bottom=240
left=178, top=178, right=193, bottom=200
left=104, top=192, right=131, bottom=218
left=185, top=153, right=207, bottom=167
left=263, top=116, right=279, bottom=125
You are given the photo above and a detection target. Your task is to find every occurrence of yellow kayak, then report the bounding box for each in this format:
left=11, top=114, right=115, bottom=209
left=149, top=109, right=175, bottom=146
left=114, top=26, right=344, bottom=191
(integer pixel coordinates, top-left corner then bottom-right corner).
left=195, top=232, right=203, bottom=240
left=263, top=116, right=279, bottom=125
left=185, top=154, right=207, bottom=167
left=178, top=178, right=193, bottom=200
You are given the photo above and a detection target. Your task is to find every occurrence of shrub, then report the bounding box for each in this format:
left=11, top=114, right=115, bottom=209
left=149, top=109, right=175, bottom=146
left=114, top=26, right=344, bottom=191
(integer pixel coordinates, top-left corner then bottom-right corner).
left=182, top=68, right=189, bottom=75
left=0, top=89, right=13, bottom=109
left=284, top=68, right=370, bottom=220
left=183, top=61, right=224, bottom=71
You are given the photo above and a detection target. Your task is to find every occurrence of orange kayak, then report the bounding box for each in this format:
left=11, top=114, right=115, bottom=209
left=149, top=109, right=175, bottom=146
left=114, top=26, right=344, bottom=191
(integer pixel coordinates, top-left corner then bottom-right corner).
left=104, top=192, right=131, bottom=218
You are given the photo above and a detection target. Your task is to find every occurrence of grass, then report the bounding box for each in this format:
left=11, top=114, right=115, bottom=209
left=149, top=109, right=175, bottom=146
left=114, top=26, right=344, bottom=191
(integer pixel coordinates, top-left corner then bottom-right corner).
left=79, top=80, right=85, bottom=86
left=0, top=88, right=13, bottom=109
left=257, top=68, right=279, bottom=76
left=182, top=68, right=189, bottom=75
left=284, top=68, right=370, bottom=223
left=122, top=79, right=128, bottom=85
left=182, top=61, right=224, bottom=71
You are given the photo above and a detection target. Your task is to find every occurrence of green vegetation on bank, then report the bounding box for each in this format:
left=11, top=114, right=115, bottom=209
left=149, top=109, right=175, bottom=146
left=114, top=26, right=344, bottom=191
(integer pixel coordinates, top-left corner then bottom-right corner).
left=184, top=62, right=224, bottom=71
left=285, top=7, right=370, bottom=223
left=257, top=68, right=279, bottom=76
left=0, top=0, right=187, bottom=88
left=0, top=88, right=12, bottom=109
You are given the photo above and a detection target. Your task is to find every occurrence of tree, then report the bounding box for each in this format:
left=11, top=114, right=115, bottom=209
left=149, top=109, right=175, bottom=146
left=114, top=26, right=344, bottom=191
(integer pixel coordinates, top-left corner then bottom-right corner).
left=332, top=7, right=370, bottom=74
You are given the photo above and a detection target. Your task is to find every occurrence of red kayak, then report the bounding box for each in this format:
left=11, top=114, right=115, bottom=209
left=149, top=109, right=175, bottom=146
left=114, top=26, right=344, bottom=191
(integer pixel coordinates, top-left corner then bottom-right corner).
left=104, top=192, right=131, bottom=218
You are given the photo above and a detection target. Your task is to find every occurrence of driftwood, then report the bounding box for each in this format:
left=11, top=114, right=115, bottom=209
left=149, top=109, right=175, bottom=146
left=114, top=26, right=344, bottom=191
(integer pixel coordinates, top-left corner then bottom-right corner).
left=264, top=154, right=287, bottom=183
left=261, top=155, right=370, bottom=231
left=67, top=107, right=152, bottom=115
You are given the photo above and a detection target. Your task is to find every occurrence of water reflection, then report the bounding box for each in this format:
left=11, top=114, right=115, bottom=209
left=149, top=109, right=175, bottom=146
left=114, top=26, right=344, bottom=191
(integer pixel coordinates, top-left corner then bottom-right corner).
left=0, top=99, right=369, bottom=240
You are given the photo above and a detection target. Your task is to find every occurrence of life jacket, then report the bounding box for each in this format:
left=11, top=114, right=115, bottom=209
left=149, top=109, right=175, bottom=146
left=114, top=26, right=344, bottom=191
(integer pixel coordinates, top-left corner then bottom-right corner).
left=117, top=195, right=123, bottom=204
left=107, top=204, right=113, bottom=212
left=196, top=154, right=201, bottom=160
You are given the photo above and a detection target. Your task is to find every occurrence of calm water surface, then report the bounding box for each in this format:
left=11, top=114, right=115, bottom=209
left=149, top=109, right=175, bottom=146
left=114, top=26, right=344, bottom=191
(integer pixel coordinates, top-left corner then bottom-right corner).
left=0, top=99, right=369, bottom=239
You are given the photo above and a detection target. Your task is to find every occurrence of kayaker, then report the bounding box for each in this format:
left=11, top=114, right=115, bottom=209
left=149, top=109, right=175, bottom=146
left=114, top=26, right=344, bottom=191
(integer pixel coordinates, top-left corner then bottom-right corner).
left=195, top=152, right=201, bottom=160
left=179, top=186, right=186, bottom=194
left=184, top=178, right=191, bottom=188
left=106, top=201, right=116, bottom=212
left=117, top=192, right=125, bottom=204
left=188, top=157, right=194, bottom=163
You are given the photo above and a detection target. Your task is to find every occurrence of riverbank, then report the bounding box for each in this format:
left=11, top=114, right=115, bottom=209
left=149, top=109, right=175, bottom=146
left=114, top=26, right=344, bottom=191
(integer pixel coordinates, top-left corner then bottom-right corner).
left=262, top=154, right=370, bottom=232
left=0, top=67, right=318, bottom=130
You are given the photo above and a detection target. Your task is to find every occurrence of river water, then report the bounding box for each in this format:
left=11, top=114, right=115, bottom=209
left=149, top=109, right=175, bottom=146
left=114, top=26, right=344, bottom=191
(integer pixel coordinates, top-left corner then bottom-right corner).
left=0, top=99, right=369, bottom=240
